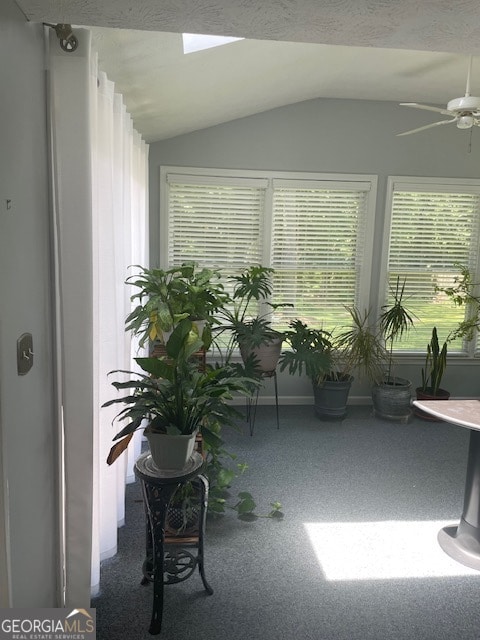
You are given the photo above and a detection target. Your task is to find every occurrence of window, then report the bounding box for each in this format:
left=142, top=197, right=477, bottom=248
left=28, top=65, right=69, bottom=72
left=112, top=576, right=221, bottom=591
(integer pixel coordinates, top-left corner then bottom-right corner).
left=271, top=179, right=375, bottom=328
left=164, top=173, right=266, bottom=271
left=383, top=177, right=480, bottom=354
left=160, top=167, right=377, bottom=331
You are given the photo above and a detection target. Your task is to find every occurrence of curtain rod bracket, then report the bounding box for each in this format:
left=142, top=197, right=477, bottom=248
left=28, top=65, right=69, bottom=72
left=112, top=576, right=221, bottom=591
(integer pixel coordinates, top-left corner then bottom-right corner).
left=44, top=23, right=79, bottom=53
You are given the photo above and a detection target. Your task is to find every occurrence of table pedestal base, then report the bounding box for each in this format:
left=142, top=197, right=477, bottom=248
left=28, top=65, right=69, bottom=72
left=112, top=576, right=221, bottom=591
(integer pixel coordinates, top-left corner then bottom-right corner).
left=438, top=518, right=480, bottom=571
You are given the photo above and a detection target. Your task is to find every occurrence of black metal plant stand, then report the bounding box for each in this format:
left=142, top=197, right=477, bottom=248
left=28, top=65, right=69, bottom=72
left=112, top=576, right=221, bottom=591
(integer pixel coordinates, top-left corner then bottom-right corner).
left=245, top=369, right=280, bottom=436
left=134, top=451, right=213, bottom=635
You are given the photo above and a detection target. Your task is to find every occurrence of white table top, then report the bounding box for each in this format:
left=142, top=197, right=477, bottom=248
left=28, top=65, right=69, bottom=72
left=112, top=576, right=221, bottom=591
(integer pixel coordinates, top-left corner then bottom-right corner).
left=413, top=399, right=480, bottom=431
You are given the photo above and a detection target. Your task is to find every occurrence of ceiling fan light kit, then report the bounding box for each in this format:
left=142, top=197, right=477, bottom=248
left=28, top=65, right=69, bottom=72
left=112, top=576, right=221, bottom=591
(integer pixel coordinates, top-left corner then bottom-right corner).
left=397, top=55, right=480, bottom=136
left=457, top=114, right=476, bottom=129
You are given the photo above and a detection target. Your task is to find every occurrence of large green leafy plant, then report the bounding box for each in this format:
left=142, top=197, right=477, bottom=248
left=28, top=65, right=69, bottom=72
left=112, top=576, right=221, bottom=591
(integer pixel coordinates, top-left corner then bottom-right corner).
left=103, top=319, right=253, bottom=464
left=125, top=262, right=228, bottom=348
left=214, top=265, right=291, bottom=361
left=104, top=317, right=283, bottom=519
left=278, top=319, right=333, bottom=384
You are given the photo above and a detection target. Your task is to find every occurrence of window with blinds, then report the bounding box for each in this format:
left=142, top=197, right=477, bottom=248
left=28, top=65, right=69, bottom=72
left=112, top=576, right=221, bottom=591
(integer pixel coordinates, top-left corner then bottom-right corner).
left=271, top=179, right=374, bottom=330
left=165, top=174, right=266, bottom=271
left=161, top=168, right=378, bottom=334
left=384, top=177, right=480, bottom=353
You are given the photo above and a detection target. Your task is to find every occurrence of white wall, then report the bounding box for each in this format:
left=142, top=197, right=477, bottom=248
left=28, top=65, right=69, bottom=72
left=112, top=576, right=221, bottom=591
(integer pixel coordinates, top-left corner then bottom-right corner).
left=149, top=98, right=480, bottom=400
left=0, top=2, right=59, bottom=605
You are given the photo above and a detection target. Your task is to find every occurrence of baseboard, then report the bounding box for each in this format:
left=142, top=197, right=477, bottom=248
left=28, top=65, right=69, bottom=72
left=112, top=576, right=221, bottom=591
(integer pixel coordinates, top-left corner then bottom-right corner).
left=231, top=395, right=373, bottom=406
left=233, top=394, right=480, bottom=406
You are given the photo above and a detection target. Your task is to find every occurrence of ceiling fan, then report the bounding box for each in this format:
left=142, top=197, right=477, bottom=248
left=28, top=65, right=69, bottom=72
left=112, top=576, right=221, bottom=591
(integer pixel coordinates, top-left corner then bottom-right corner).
left=397, top=55, right=480, bottom=136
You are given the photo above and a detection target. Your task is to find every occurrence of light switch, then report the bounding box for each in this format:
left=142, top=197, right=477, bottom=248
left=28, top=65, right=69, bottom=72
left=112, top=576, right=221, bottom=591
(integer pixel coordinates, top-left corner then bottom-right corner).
left=17, top=333, right=34, bottom=375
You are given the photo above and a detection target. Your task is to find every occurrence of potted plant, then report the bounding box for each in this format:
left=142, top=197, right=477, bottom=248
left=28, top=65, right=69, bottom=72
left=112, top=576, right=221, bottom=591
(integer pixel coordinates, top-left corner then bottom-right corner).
left=414, top=326, right=449, bottom=420
left=215, top=265, right=291, bottom=373
left=279, top=319, right=349, bottom=419
left=103, top=318, right=254, bottom=469
left=333, top=280, right=415, bottom=421
left=125, top=262, right=229, bottom=350
left=371, top=276, right=416, bottom=420
left=334, top=306, right=388, bottom=387
left=278, top=304, right=398, bottom=421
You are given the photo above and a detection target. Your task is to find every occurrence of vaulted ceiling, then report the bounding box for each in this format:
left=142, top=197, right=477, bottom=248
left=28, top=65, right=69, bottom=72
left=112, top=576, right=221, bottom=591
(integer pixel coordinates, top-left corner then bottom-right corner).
left=15, top=0, right=480, bottom=141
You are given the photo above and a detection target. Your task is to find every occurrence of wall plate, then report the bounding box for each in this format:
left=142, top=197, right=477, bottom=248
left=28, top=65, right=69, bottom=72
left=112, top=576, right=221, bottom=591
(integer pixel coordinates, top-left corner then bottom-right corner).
left=17, top=333, right=33, bottom=376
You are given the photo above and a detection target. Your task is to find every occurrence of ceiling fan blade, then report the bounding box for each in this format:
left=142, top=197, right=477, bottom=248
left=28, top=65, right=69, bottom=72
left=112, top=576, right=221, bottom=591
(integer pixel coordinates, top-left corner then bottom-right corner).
left=396, top=119, right=456, bottom=136
left=400, top=102, right=452, bottom=116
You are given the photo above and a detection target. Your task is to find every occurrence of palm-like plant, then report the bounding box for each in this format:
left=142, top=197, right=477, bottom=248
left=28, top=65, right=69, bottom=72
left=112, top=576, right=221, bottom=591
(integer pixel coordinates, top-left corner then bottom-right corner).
left=334, top=307, right=387, bottom=384
left=379, top=276, right=416, bottom=381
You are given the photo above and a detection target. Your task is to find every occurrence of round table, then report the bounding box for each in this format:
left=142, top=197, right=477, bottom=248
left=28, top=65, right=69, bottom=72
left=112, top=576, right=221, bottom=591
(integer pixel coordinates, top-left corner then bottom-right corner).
left=413, top=399, right=480, bottom=571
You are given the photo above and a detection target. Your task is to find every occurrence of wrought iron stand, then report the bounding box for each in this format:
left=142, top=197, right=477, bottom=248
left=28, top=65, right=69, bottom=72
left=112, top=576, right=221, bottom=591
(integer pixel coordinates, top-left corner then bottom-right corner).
left=134, top=451, right=213, bottom=635
left=246, top=368, right=280, bottom=435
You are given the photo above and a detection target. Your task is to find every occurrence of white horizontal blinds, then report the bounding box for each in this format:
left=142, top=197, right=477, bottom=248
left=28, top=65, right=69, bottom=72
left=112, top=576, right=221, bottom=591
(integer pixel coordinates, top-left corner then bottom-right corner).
left=388, top=187, right=480, bottom=352
left=166, top=176, right=266, bottom=338
left=167, top=176, right=265, bottom=275
left=271, top=180, right=370, bottom=331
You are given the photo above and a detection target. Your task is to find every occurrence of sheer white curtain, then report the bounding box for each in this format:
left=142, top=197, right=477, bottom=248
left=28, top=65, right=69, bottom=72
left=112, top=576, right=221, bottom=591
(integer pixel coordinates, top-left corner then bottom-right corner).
left=48, top=28, right=148, bottom=605
left=90, top=61, right=148, bottom=596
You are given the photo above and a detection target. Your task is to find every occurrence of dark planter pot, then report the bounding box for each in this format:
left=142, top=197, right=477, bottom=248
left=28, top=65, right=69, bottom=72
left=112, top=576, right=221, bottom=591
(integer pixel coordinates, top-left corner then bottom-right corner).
left=414, top=387, right=451, bottom=421
left=372, top=377, right=412, bottom=421
left=312, top=375, right=354, bottom=420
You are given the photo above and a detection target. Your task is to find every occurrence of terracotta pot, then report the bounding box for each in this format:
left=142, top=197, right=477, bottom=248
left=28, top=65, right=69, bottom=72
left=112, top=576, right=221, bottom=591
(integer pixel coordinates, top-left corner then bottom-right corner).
left=239, top=336, right=283, bottom=373
left=414, top=387, right=450, bottom=421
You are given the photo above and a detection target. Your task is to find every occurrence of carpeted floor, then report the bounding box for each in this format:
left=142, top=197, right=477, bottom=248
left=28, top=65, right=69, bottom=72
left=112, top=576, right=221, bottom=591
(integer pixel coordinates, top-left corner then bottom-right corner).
left=92, top=404, right=480, bottom=640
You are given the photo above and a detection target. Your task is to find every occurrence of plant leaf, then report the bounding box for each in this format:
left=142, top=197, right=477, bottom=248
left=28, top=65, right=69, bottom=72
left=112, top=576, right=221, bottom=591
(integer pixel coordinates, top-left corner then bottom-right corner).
left=106, top=433, right=134, bottom=465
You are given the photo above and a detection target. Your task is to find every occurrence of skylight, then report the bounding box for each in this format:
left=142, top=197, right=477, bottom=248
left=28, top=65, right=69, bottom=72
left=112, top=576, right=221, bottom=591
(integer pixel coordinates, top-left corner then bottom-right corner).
left=182, top=33, right=243, bottom=54
left=304, top=520, right=479, bottom=580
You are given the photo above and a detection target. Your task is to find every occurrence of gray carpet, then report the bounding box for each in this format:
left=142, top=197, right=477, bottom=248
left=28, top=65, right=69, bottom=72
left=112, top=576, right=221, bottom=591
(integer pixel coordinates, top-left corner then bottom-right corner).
left=92, top=405, right=480, bottom=640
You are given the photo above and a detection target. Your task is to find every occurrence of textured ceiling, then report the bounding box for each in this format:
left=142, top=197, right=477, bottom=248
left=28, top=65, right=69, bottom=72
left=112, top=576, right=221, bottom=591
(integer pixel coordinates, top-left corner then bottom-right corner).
left=16, top=0, right=480, bottom=52
left=15, top=0, right=480, bottom=141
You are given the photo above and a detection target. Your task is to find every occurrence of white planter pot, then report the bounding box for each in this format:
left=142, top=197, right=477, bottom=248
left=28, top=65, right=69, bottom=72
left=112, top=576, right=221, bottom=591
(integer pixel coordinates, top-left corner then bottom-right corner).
left=161, top=319, right=207, bottom=345
left=144, top=429, right=197, bottom=470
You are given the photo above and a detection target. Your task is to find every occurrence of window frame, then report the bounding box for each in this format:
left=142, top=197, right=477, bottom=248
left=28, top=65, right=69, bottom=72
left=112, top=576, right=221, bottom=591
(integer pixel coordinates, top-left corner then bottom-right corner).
left=160, top=165, right=379, bottom=329
left=382, top=175, right=480, bottom=358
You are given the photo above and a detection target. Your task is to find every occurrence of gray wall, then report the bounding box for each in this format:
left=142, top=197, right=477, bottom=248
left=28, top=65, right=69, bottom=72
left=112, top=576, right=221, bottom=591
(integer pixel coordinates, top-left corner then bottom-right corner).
left=0, top=2, right=58, bottom=605
left=149, top=98, right=480, bottom=400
